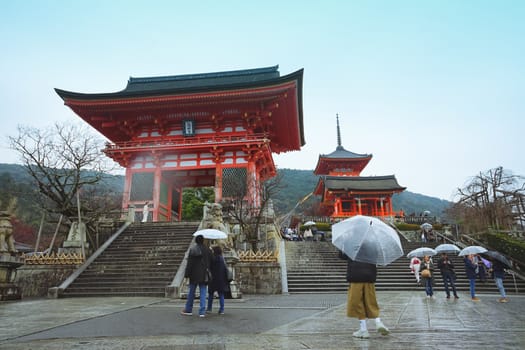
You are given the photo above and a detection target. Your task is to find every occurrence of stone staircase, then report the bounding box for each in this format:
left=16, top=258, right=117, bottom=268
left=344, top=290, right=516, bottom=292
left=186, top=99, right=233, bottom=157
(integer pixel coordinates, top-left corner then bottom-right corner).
left=285, top=236, right=525, bottom=294
left=61, top=222, right=198, bottom=297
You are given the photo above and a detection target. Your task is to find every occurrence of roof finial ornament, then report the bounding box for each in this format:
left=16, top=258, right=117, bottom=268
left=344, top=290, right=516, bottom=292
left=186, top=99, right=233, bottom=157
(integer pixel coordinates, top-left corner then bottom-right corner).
left=336, top=114, right=343, bottom=150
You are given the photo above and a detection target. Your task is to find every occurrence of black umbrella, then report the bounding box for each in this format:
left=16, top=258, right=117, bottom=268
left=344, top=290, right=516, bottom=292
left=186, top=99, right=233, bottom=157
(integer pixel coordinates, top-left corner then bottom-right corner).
left=483, top=250, right=512, bottom=267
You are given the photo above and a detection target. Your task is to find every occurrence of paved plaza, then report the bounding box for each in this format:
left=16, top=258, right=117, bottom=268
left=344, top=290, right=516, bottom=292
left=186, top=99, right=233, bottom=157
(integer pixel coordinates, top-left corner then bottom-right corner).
left=1, top=291, right=524, bottom=349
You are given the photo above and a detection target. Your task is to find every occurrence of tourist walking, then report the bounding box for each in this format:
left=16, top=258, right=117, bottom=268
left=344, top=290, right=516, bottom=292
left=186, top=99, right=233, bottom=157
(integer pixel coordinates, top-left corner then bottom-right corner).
left=437, top=253, right=459, bottom=299
left=409, top=256, right=421, bottom=285
left=181, top=235, right=212, bottom=317
left=464, top=254, right=480, bottom=301
left=207, top=246, right=229, bottom=314
left=491, top=260, right=508, bottom=303
left=339, top=251, right=390, bottom=339
left=142, top=201, right=149, bottom=222
left=421, top=255, right=434, bottom=298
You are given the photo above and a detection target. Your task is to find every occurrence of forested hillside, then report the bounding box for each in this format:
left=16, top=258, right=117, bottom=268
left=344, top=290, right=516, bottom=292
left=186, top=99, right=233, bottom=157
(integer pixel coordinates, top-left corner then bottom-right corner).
left=0, top=163, right=451, bottom=236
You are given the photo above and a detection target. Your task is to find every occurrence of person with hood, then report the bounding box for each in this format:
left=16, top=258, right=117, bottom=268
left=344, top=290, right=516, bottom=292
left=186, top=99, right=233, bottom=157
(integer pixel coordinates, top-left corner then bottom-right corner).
left=339, top=251, right=390, bottom=339
left=181, top=235, right=212, bottom=317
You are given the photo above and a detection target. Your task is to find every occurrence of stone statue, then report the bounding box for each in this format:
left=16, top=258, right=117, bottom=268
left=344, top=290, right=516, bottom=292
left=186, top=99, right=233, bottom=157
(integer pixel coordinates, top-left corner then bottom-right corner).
left=62, top=221, right=87, bottom=249
left=0, top=211, right=17, bottom=253
left=198, top=202, right=235, bottom=247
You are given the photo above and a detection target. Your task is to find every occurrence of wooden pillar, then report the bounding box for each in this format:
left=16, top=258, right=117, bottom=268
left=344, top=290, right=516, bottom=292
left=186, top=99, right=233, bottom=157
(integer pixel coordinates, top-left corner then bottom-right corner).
left=357, top=197, right=362, bottom=215
left=152, top=166, right=162, bottom=222
left=246, top=161, right=258, bottom=207
left=215, top=164, right=223, bottom=203
left=380, top=197, right=385, bottom=217
left=123, top=168, right=133, bottom=212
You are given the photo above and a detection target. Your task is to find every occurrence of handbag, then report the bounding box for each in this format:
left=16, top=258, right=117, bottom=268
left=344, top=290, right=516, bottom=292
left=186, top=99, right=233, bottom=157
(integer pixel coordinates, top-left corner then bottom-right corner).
left=226, top=266, right=234, bottom=282
left=421, top=269, right=431, bottom=278
left=204, top=268, right=213, bottom=283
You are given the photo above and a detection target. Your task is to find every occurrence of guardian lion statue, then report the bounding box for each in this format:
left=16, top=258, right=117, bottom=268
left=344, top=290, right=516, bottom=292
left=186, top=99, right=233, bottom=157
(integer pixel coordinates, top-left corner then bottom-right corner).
left=0, top=212, right=17, bottom=253
left=199, top=202, right=235, bottom=247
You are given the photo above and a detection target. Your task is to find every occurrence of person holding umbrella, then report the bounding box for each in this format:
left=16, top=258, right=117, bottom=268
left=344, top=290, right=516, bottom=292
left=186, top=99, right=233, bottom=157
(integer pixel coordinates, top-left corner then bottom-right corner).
left=464, top=254, right=480, bottom=301
left=207, top=245, right=229, bottom=314
left=490, top=259, right=509, bottom=303
left=339, top=252, right=390, bottom=339
left=437, top=253, right=459, bottom=300
left=420, top=255, right=434, bottom=298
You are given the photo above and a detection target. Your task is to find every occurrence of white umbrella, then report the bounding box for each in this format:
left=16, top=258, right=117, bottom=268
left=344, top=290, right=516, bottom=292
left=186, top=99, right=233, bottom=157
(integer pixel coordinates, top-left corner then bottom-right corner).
left=458, top=245, right=488, bottom=256
left=193, top=229, right=227, bottom=240
left=407, top=247, right=437, bottom=258
left=420, top=223, right=433, bottom=231
left=331, top=215, right=403, bottom=266
left=304, top=221, right=317, bottom=226
left=435, top=243, right=461, bottom=254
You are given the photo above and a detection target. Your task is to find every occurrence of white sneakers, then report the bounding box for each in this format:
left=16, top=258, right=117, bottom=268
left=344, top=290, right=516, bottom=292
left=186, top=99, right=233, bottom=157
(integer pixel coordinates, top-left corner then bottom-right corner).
left=353, top=321, right=390, bottom=339
left=352, top=329, right=370, bottom=339
left=376, top=321, right=390, bottom=336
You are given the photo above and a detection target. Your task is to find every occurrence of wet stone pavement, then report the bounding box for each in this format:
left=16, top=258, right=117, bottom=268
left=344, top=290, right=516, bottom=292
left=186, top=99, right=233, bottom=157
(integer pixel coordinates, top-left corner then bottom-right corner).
left=1, top=292, right=524, bottom=349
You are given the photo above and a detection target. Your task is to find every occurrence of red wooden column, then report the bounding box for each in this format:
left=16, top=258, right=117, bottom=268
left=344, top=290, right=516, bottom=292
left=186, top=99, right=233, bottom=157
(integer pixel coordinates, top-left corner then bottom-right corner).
left=123, top=168, right=133, bottom=212
left=152, top=166, right=162, bottom=222
left=215, top=164, right=223, bottom=203
left=246, top=161, right=258, bottom=208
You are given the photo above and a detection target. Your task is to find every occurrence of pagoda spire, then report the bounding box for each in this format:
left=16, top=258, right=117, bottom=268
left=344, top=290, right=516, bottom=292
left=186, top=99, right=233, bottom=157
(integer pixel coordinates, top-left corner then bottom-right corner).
left=336, top=114, right=343, bottom=150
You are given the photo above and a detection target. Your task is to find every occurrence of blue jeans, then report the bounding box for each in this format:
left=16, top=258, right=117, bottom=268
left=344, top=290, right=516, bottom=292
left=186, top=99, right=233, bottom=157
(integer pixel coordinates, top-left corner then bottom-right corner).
left=184, top=283, right=207, bottom=316
left=207, top=291, right=225, bottom=313
left=469, top=278, right=476, bottom=298
left=495, top=277, right=506, bottom=298
left=443, top=274, right=458, bottom=297
left=425, top=278, right=433, bottom=296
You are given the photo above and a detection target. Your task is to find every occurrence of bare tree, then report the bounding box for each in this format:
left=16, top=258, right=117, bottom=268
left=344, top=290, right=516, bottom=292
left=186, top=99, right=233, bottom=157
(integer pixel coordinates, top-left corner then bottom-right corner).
left=8, top=122, right=120, bottom=245
left=450, top=167, right=525, bottom=233
left=223, top=171, right=284, bottom=251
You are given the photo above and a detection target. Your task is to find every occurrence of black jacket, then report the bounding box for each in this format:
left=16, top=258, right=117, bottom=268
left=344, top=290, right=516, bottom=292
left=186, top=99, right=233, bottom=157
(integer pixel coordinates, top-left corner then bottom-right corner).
left=339, top=252, right=377, bottom=283
left=185, top=243, right=212, bottom=284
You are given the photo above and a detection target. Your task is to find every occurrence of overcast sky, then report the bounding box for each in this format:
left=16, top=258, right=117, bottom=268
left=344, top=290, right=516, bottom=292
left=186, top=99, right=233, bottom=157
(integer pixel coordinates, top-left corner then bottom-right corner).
left=1, top=0, right=523, bottom=201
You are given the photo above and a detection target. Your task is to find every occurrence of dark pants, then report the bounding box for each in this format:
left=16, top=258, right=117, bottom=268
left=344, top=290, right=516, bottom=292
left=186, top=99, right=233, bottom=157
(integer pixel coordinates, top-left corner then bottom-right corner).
left=443, top=273, right=458, bottom=297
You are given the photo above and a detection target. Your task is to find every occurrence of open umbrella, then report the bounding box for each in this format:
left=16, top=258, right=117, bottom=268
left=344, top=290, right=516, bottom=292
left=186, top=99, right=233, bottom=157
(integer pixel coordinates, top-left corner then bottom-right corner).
left=407, top=247, right=437, bottom=258
left=304, top=221, right=317, bottom=226
left=435, top=243, right=461, bottom=254
left=483, top=251, right=512, bottom=267
left=331, top=215, right=403, bottom=266
left=420, top=223, right=433, bottom=232
left=193, top=229, right=227, bottom=240
left=458, top=246, right=488, bottom=256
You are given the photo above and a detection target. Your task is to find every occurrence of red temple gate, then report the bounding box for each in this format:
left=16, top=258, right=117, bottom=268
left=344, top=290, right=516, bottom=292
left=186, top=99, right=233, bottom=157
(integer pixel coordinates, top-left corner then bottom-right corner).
left=56, top=66, right=304, bottom=221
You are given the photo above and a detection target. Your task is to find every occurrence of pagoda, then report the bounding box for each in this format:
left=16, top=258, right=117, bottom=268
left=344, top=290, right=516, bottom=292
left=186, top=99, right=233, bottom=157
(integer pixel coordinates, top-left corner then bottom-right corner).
left=56, top=66, right=304, bottom=221
left=313, top=115, right=405, bottom=219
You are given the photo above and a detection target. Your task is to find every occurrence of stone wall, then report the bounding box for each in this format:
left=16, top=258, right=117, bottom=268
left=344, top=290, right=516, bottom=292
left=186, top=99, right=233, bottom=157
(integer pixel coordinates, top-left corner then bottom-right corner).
left=15, top=265, right=77, bottom=298
left=236, top=262, right=281, bottom=294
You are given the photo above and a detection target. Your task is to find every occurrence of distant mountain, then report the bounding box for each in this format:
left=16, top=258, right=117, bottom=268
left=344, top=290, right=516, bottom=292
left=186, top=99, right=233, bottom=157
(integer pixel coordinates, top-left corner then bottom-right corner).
left=0, top=164, right=451, bottom=225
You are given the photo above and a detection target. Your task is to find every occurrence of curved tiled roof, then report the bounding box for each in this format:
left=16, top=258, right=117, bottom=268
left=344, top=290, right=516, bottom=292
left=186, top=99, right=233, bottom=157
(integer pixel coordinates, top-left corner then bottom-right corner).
left=320, top=175, right=406, bottom=191
left=320, top=145, right=372, bottom=159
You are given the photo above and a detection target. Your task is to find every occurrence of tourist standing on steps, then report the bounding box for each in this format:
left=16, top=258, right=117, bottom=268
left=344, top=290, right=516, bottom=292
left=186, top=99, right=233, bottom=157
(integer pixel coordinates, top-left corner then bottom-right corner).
left=339, top=251, right=390, bottom=339
left=142, top=201, right=149, bottom=222
left=464, top=254, right=480, bottom=301
left=182, top=235, right=212, bottom=317
left=207, top=245, right=229, bottom=315
left=421, top=255, right=434, bottom=298
left=409, top=256, right=421, bottom=285
left=437, top=253, right=459, bottom=299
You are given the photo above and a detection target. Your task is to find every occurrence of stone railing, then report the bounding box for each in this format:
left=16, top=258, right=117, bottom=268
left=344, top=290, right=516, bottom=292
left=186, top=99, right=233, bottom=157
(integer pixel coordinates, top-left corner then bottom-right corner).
left=22, top=252, right=85, bottom=265
left=238, top=250, right=278, bottom=262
